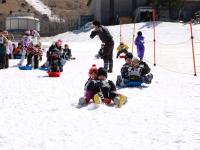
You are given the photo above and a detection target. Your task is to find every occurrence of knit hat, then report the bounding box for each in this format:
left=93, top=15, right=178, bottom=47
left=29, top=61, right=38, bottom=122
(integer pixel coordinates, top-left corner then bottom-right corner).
left=97, top=67, right=107, bottom=78
left=88, top=64, right=98, bottom=76
left=92, top=20, right=101, bottom=27
left=56, top=39, right=62, bottom=47
left=137, top=31, right=142, bottom=36
left=25, top=30, right=30, bottom=36
left=125, top=52, right=133, bottom=60
left=3, top=30, right=8, bottom=36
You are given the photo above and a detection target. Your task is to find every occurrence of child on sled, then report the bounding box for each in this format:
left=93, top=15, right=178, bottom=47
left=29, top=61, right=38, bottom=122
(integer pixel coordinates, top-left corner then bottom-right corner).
left=116, top=52, right=153, bottom=87
left=45, top=40, right=63, bottom=72
left=78, top=64, right=99, bottom=106
left=93, top=67, right=127, bottom=107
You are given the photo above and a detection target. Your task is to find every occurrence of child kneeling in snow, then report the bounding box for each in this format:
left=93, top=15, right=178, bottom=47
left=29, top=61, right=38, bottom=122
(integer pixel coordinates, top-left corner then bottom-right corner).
left=116, top=52, right=153, bottom=87
left=95, top=43, right=104, bottom=59
left=61, top=44, right=74, bottom=66
left=47, top=40, right=63, bottom=72
left=93, top=67, right=127, bottom=108
left=78, top=64, right=99, bottom=106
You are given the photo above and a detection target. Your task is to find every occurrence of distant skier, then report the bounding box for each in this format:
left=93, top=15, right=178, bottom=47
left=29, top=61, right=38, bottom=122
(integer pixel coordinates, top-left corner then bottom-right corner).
left=90, top=20, right=114, bottom=73
left=135, top=31, right=145, bottom=61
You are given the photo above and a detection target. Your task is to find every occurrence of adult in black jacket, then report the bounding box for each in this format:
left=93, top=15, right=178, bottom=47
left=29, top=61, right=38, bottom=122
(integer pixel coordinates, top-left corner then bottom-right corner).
left=90, top=21, right=114, bottom=73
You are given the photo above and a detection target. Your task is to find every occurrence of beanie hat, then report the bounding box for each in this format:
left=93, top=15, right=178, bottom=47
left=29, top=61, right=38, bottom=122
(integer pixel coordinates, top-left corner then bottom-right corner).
left=137, top=31, right=142, bottom=36
left=125, top=52, right=133, bottom=60
left=97, top=67, right=107, bottom=78
left=92, top=20, right=101, bottom=27
left=25, top=30, right=30, bottom=36
left=56, top=39, right=62, bottom=47
left=3, top=30, right=8, bottom=36
left=88, top=64, right=98, bottom=76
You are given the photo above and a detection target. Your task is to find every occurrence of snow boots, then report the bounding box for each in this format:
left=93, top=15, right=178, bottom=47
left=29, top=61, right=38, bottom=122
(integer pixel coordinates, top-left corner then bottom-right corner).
left=114, top=94, right=127, bottom=108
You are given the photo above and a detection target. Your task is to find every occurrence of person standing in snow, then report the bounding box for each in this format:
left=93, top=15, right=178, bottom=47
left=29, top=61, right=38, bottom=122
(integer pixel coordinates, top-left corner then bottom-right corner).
left=0, top=29, right=8, bottom=69
left=135, top=31, right=145, bottom=61
left=3, top=31, right=13, bottom=68
left=90, top=21, right=114, bottom=73
left=26, top=30, right=42, bottom=69
left=17, top=30, right=32, bottom=66
left=30, top=29, right=40, bottom=45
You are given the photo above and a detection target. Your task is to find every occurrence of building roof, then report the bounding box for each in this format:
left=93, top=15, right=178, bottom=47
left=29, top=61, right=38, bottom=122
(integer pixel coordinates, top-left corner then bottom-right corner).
left=87, top=0, right=92, bottom=6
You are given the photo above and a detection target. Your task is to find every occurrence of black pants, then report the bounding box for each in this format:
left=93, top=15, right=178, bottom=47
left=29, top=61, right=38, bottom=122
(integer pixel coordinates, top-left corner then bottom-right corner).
left=5, top=54, right=9, bottom=68
left=49, top=59, right=63, bottom=72
left=26, top=53, right=39, bottom=69
left=103, top=40, right=114, bottom=72
left=0, top=53, right=6, bottom=69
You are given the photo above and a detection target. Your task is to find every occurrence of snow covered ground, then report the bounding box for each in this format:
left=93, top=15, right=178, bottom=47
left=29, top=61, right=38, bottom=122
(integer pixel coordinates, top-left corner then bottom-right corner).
left=1, top=22, right=200, bottom=150
left=25, top=0, right=60, bottom=21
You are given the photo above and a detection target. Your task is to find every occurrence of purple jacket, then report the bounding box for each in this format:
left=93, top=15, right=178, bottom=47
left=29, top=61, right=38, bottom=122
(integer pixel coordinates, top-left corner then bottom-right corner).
left=135, top=35, right=144, bottom=50
left=135, top=35, right=145, bottom=59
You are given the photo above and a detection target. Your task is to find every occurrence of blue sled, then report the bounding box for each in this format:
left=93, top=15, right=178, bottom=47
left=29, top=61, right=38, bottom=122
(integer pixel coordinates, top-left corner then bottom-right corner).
left=15, top=55, right=22, bottom=59
left=18, top=66, right=32, bottom=70
left=38, top=67, right=48, bottom=71
left=127, top=81, right=142, bottom=87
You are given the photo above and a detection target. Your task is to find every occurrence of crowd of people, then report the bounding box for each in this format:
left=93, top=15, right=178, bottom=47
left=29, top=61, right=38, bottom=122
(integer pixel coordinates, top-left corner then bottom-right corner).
left=0, top=20, right=153, bottom=108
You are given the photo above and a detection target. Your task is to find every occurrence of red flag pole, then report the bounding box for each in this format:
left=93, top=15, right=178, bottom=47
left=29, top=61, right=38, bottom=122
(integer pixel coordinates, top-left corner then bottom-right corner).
left=152, top=9, right=156, bottom=66
left=189, top=21, right=197, bottom=76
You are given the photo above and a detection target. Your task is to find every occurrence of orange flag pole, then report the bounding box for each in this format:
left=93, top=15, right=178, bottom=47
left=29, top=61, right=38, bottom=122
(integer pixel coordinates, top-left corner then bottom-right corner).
left=189, top=21, right=197, bottom=76
left=152, top=9, right=156, bottom=66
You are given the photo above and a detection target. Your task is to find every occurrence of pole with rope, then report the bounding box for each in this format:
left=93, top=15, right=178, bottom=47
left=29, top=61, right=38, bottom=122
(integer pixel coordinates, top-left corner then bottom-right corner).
left=152, top=9, right=156, bottom=66
left=119, top=19, right=122, bottom=43
left=131, top=22, right=136, bottom=54
left=189, top=20, right=197, bottom=76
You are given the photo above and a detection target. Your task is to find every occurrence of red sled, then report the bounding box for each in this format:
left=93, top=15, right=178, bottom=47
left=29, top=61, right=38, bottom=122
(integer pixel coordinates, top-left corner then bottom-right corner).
left=119, top=55, right=125, bottom=58
left=48, top=72, right=61, bottom=77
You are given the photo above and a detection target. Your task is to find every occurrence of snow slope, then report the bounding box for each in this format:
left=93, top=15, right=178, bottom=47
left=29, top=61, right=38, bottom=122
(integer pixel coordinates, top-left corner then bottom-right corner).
left=25, top=0, right=59, bottom=21
left=0, top=22, right=200, bottom=150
